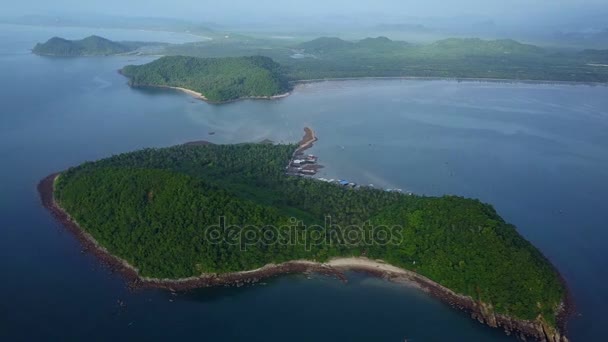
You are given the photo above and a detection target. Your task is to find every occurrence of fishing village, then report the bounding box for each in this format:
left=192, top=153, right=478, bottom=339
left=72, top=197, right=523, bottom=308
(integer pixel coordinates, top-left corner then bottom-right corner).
left=287, top=127, right=410, bottom=194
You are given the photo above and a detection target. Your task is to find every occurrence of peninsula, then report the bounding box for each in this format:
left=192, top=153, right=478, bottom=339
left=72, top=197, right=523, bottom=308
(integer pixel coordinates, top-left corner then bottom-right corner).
left=33, top=35, right=135, bottom=56
left=165, top=36, right=608, bottom=83
left=120, top=55, right=291, bottom=103
left=39, top=129, right=569, bottom=341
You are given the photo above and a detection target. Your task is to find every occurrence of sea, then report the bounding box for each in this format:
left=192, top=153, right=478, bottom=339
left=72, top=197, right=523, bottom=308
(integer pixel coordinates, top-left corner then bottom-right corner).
left=1, top=23, right=607, bottom=341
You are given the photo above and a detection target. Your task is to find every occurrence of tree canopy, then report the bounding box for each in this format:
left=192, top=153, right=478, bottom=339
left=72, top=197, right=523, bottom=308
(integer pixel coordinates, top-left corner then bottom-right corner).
left=120, top=55, right=291, bottom=102
left=165, top=36, right=608, bottom=83
left=33, top=35, right=133, bottom=56
left=55, top=142, right=565, bottom=326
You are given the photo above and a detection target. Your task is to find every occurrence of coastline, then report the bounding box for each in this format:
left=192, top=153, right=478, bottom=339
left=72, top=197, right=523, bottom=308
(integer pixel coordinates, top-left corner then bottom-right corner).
left=122, top=74, right=606, bottom=107
left=39, top=172, right=569, bottom=342
left=129, top=83, right=291, bottom=104
left=118, top=64, right=606, bottom=107
left=165, top=86, right=209, bottom=101
left=118, top=69, right=291, bottom=104
left=292, top=76, right=608, bottom=87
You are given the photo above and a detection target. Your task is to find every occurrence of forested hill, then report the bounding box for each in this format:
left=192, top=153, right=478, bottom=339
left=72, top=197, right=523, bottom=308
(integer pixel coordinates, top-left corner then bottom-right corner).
left=288, top=36, right=591, bottom=80
left=120, top=55, right=291, bottom=102
left=297, top=36, right=546, bottom=59
left=55, top=142, right=565, bottom=329
left=165, top=35, right=608, bottom=83
left=33, top=35, right=133, bottom=56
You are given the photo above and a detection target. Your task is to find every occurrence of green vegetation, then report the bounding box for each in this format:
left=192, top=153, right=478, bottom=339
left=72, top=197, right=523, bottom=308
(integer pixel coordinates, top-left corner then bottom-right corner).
left=33, top=35, right=134, bottom=56
left=120, top=56, right=291, bottom=102
left=164, top=36, right=608, bottom=82
left=55, top=142, right=565, bottom=326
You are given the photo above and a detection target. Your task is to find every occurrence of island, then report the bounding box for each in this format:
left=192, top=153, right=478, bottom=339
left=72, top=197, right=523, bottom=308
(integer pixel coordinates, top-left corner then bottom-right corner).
left=120, top=55, right=291, bottom=103
left=32, top=35, right=140, bottom=56
left=39, top=129, right=570, bottom=342
left=165, top=36, right=608, bottom=83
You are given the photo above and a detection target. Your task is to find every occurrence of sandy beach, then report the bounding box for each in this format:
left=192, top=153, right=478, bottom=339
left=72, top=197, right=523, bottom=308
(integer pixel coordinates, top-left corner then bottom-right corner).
left=168, top=86, right=209, bottom=101
left=128, top=82, right=291, bottom=104
left=327, top=257, right=430, bottom=283
left=150, top=85, right=291, bottom=103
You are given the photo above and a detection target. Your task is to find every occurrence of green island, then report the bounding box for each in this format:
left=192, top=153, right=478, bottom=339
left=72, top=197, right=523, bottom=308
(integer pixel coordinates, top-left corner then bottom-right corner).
left=120, top=55, right=291, bottom=102
left=32, top=35, right=137, bottom=56
left=48, top=138, right=568, bottom=341
left=163, top=36, right=608, bottom=83
left=33, top=33, right=607, bottom=102
left=113, top=36, right=608, bottom=103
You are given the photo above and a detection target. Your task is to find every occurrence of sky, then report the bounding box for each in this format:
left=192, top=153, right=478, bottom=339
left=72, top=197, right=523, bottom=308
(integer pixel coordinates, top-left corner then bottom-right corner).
left=3, top=0, right=608, bottom=36
left=5, top=0, right=607, bottom=19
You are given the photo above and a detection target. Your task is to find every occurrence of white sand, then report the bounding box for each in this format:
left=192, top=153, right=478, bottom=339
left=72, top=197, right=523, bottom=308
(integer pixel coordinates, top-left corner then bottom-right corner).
left=326, top=257, right=412, bottom=274
left=167, top=86, right=209, bottom=101
left=164, top=86, right=290, bottom=102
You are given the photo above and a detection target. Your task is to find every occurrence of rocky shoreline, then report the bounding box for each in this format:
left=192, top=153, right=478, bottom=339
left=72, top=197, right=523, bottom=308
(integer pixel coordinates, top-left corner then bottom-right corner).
left=38, top=172, right=570, bottom=342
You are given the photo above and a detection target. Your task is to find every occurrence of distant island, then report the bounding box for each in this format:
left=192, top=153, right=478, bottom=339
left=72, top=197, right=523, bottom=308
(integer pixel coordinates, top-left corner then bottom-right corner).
left=120, top=55, right=291, bottom=103
left=33, top=35, right=135, bottom=56
left=165, top=36, right=608, bottom=83
left=33, top=34, right=608, bottom=85
left=39, top=129, right=570, bottom=342
left=117, top=35, right=608, bottom=105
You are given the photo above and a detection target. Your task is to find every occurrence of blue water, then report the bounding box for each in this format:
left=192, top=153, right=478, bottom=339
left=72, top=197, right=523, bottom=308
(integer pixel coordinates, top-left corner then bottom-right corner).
left=1, top=23, right=607, bottom=341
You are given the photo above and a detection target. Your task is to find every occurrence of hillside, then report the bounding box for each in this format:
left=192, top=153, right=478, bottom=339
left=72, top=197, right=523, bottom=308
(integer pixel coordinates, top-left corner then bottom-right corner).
left=120, top=55, right=291, bottom=102
left=296, top=36, right=409, bottom=55
left=296, top=37, right=355, bottom=52
left=425, top=38, right=545, bottom=56
left=297, top=37, right=543, bottom=57
left=164, top=36, right=608, bottom=83
left=52, top=141, right=567, bottom=339
left=33, top=35, right=133, bottom=56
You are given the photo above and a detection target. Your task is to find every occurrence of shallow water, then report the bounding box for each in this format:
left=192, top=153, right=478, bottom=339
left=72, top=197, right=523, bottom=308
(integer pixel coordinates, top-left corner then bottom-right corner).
left=1, top=23, right=607, bottom=341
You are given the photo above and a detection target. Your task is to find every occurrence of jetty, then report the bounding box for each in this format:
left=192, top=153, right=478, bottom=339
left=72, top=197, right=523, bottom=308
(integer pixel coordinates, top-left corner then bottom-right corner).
left=286, top=127, right=322, bottom=176
left=285, top=128, right=413, bottom=194
left=296, top=127, right=317, bottom=153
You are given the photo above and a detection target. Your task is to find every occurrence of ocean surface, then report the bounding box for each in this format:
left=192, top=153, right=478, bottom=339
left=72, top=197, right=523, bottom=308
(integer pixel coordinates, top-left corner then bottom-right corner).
left=1, top=24, right=607, bottom=341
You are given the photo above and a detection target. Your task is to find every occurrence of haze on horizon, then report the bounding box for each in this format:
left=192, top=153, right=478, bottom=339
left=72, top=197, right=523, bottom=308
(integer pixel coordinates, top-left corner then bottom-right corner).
left=3, top=0, right=606, bottom=17
left=3, top=0, right=608, bottom=43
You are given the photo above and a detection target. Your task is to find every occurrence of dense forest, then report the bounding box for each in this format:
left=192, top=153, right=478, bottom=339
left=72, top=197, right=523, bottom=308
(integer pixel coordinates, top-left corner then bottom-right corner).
left=32, top=35, right=134, bottom=56
left=120, top=55, right=291, bottom=102
left=55, top=142, right=565, bottom=327
left=164, top=36, right=608, bottom=82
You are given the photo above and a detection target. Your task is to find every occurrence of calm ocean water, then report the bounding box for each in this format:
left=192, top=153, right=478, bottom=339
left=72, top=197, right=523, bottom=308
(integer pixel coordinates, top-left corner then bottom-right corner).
left=1, top=24, right=607, bottom=341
